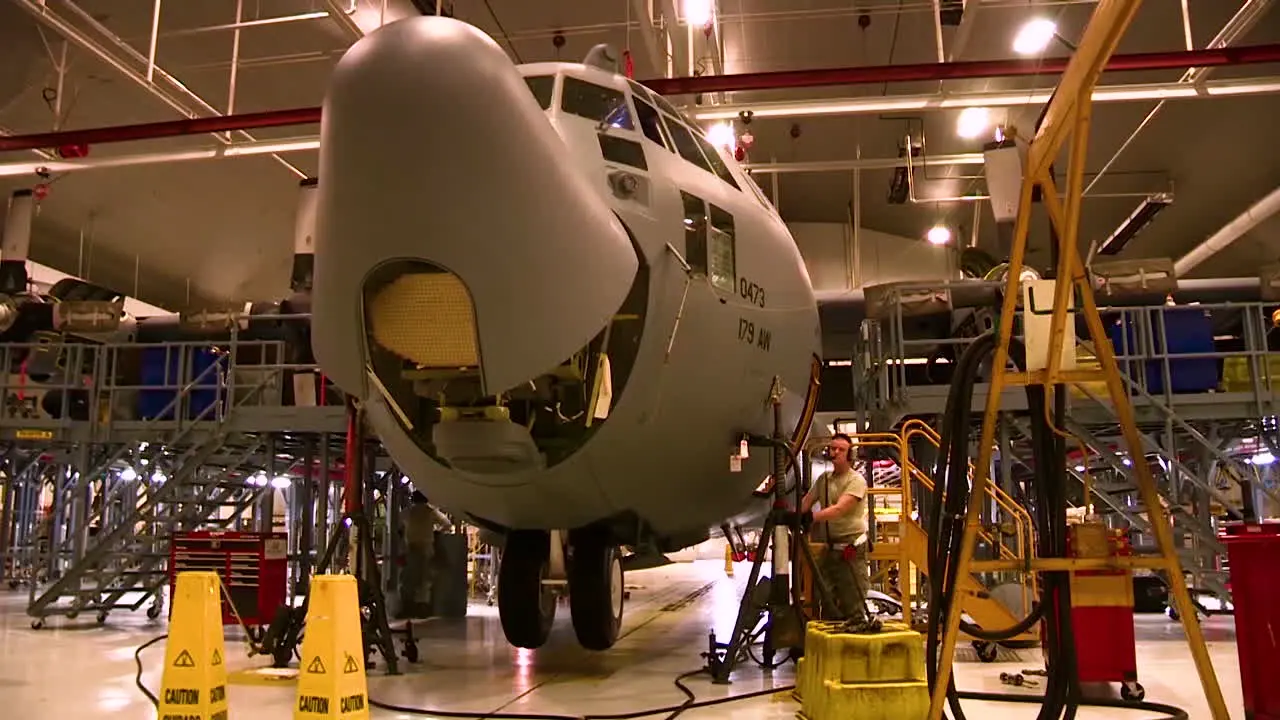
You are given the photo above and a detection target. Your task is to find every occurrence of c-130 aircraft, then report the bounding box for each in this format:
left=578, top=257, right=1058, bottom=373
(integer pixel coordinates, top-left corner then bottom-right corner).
left=311, top=15, right=822, bottom=651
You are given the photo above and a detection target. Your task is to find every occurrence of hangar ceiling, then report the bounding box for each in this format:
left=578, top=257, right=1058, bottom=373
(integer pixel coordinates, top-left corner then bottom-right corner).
left=0, top=0, right=1278, bottom=311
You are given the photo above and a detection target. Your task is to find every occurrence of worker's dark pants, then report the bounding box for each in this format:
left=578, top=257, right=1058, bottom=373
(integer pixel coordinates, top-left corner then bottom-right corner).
left=399, top=540, right=435, bottom=618
left=818, top=545, right=871, bottom=625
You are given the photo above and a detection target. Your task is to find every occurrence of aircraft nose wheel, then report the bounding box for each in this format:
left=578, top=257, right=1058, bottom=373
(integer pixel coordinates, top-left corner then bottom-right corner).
left=567, top=530, right=624, bottom=651
left=498, top=529, right=557, bottom=649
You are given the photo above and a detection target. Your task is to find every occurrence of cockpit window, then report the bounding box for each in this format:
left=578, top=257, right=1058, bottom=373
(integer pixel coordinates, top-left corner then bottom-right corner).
left=632, top=97, right=671, bottom=150
left=524, top=75, right=555, bottom=109
left=561, top=76, right=634, bottom=130
left=663, top=116, right=714, bottom=173
left=650, top=93, right=691, bottom=124
left=627, top=79, right=655, bottom=104
left=696, top=136, right=741, bottom=190
left=744, top=172, right=776, bottom=212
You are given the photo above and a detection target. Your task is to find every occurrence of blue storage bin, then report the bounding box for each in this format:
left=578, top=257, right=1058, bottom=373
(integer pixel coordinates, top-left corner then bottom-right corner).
left=1105, top=308, right=1219, bottom=394
left=137, top=346, right=225, bottom=420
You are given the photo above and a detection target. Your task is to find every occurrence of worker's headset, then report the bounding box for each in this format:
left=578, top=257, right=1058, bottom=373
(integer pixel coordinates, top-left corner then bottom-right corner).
left=821, top=439, right=856, bottom=462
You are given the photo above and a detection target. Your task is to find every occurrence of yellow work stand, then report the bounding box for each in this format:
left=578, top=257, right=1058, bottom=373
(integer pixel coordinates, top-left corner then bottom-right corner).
left=925, top=1, right=1229, bottom=719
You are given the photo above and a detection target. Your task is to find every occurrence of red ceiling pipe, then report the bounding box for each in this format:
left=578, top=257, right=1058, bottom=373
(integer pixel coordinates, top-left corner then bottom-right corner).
left=0, top=106, right=322, bottom=153
left=642, top=43, right=1280, bottom=96
left=3, top=43, right=1280, bottom=154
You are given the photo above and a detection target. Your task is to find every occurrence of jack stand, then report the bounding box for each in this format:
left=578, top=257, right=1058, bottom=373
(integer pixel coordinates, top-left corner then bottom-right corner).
left=704, top=379, right=840, bottom=685
left=263, top=509, right=403, bottom=674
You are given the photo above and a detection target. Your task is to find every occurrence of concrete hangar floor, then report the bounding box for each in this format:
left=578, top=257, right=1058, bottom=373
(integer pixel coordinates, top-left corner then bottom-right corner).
left=0, top=559, right=1247, bottom=719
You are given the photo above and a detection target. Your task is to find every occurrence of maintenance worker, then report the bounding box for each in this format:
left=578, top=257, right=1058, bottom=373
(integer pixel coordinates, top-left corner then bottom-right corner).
left=795, top=433, right=875, bottom=630
left=399, top=491, right=451, bottom=618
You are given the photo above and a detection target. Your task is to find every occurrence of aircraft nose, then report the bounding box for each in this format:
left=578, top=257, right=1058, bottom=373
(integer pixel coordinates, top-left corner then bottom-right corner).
left=312, top=16, right=638, bottom=398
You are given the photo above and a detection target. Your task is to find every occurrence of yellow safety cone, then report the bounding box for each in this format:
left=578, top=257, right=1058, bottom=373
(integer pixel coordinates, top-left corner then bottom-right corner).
left=294, top=575, right=369, bottom=720
left=724, top=542, right=735, bottom=577
left=159, top=571, right=230, bottom=720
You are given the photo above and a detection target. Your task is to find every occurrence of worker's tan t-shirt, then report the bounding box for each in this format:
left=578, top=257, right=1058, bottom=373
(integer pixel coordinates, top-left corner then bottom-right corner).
left=806, top=469, right=869, bottom=546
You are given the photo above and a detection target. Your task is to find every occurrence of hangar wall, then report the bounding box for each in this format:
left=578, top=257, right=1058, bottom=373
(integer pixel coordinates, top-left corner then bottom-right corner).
left=787, top=222, right=957, bottom=292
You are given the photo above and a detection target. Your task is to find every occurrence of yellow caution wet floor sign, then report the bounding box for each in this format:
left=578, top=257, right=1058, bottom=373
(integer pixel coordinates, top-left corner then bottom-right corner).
left=159, top=571, right=230, bottom=720
left=294, top=575, right=369, bottom=720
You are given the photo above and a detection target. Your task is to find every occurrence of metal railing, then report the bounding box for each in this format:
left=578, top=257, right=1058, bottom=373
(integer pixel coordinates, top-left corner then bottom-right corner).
left=839, top=425, right=1038, bottom=630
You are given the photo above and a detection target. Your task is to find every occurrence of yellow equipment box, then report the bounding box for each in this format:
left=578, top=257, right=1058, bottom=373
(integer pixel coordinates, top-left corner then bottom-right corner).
left=796, top=621, right=929, bottom=720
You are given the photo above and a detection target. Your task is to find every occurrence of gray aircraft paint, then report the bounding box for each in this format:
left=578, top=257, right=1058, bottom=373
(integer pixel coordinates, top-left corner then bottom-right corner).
left=312, top=16, right=821, bottom=542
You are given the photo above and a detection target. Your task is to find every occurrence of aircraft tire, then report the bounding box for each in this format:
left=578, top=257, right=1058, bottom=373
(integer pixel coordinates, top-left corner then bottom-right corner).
left=568, top=533, right=624, bottom=651
left=498, top=529, right=556, bottom=649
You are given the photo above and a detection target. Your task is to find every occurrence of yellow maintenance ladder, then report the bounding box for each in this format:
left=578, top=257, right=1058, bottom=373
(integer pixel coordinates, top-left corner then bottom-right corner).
left=795, top=423, right=1039, bottom=648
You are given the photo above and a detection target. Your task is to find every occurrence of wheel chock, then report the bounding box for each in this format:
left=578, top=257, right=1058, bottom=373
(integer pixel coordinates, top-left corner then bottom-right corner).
left=294, top=575, right=370, bottom=719
left=159, top=571, right=230, bottom=720
left=724, top=543, right=735, bottom=576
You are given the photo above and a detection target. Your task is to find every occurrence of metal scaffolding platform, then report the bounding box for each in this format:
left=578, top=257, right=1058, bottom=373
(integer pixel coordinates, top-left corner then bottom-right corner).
left=0, top=335, right=360, bottom=625
left=827, top=285, right=1280, bottom=616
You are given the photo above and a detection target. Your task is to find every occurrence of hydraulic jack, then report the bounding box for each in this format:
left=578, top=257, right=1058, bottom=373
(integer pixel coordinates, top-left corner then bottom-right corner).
left=703, top=378, right=841, bottom=684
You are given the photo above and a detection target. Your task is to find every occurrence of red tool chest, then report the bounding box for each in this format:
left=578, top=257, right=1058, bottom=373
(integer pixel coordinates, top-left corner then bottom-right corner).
left=1224, top=522, right=1280, bottom=720
left=169, top=531, right=288, bottom=626
left=1066, top=524, right=1143, bottom=700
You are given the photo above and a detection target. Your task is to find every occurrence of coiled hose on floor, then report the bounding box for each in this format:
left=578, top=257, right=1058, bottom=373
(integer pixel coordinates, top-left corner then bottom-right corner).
left=923, top=329, right=1189, bottom=720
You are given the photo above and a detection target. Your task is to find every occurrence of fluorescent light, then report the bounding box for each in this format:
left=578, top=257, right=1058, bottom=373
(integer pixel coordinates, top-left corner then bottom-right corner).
left=1013, top=19, right=1057, bottom=55
left=1249, top=452, right=1275, bottom=466
left=956, top=107, right=991, bottom=139
left=1096, top=193, right=1173, bottom=256
left=120, top=467, right=138, bottom=481
left=927, top=225, right=952, bottom=245
left=1074, top=465, right=1086, bottom=472
left=684, top=0, right=713, bottom=26
left=704, top=122, right=736, bottom=150
left=270, top=476, right=292, bottom=489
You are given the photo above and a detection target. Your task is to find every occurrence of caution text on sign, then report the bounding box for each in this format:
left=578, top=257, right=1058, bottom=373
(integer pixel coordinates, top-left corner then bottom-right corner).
left=159, top=572, right=231, bottom=720
left=293, top=575, right=369, bottom=719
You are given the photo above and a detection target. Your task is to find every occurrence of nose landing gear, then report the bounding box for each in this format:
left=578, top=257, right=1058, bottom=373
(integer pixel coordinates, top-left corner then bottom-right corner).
left=495, top=527, right=626, bottom=651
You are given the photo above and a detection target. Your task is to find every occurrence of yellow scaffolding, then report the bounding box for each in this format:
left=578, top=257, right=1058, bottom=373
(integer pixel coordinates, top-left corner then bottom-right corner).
left=926, top=1, right=1229, bottom=718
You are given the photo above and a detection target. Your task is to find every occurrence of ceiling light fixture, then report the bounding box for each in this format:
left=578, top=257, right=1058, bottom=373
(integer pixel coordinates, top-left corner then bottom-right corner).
left=927, top=225, right=952, bottom=245
left=704, top=122, right=736, bottom=150
left=1013, top=18, right=1058, bottom=55
left=956, top=107, right=991, bottom=139
left=684, top=0, right=714, bottom=26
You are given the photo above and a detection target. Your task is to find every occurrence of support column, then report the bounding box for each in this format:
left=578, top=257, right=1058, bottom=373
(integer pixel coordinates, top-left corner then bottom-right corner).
left=297, top=436, right=316, bottom=595
left=257, top=435, right=276, bottom=533
left=316, top=433, right=330, bottom=556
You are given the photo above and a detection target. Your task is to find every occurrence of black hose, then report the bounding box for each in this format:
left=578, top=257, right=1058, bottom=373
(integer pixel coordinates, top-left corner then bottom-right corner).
left=133, top=638, right=792, bottom=720
left=956, top=691, right=1189, bottom=720
left=134, top=633, right=168, bottom=706
left=923, top=328, right=1084, bottom=720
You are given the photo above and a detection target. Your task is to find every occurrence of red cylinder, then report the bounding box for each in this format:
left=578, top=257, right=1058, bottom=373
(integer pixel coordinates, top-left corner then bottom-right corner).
left=1224, top=521, right=1280, bottom=720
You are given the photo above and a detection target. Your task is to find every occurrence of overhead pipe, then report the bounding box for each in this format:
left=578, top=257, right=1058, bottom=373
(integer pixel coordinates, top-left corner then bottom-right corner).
left=641, top=43, right=1280, bottom=96
left=692, top=75, right=1280, bottom=121
left=3, top=42, right=1280, bottom=154
left=1173, top=186, right=1280, bottom=277
left=3, top=73, right=1280, bottom=175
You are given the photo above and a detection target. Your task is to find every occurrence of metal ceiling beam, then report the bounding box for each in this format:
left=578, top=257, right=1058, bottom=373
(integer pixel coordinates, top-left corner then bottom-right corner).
left=628, top=0, right=671, bottom=77
left=4, top=71, right=1280, bottom=156
left=321, top=0, right=364, bottom=40
left=1085, top=0, right=1276, bottom=194
left=656, top=0, right=689, bottom=78
left=14, top=0, right=305, bottom=178
left=321, top=0, right=421, bottom=39
left=3, top=39, right=1280, bottom=154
